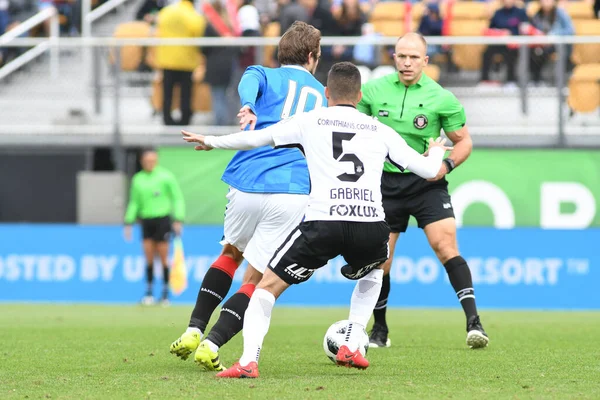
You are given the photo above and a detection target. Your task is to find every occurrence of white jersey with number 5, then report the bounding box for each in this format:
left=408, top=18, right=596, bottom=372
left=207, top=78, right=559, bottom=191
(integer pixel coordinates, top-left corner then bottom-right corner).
left=204, top=105, right=445, bottom=223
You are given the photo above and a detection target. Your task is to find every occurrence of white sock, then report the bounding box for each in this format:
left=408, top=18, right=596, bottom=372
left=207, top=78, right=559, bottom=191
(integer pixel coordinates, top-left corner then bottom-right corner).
left=186, top=326, right=202, bottom=337
left=344, top=321, right=366, bottom=352
left=239, top=289, right=276, bottom=367
left=347, top=268, right=384, bottom=351
left=205, top=339, right=219, bottom=353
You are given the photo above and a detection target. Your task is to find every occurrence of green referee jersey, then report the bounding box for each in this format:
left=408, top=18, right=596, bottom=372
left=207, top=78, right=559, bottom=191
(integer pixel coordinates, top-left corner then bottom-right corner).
left=124, top=166, right=185, bottom=224
left=357, top=72, right=466, bottom=173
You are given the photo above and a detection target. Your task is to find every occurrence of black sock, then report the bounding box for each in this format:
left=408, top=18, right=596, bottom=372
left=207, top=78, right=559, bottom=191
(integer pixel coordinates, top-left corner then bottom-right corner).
left=206, top=291, right=252, bottom=348
left=188, top=267, right=234, bottom=332
left=373, top=273, right=390, bottom=329
left=162, top=266, right=170, bottom=299
left=163, top=266, right=170, bottom=285
left=444, top=256, right=478, bottom=319
left=146, top=263, right=154, bottom=294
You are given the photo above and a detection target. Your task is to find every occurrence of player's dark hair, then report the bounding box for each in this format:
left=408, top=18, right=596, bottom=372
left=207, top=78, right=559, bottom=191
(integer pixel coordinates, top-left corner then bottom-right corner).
left=326, top=62, right=361, bottom=102
left=278, top=21, right=321, bottom=66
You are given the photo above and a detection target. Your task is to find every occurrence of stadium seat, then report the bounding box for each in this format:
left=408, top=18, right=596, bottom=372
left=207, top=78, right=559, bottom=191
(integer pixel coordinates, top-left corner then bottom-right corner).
left=449, top=20, right=490, bottom=71
left=372, top=20, right=407, bottom=37
left=356, top=65, right=372, bottom=84
left=424, top=64, right=441, bottom=81
left=110, top=21, right=152, bottom=71
left=441, top=1, right=491, bottom=20
left=563, top=1, right=595, bottom=19
left=571, top=20, right=600, bottom=64
left=370, top=1, right=408, bottom=21
left=262, top=22, right=280, bottom=67
left=567, top=63, right=600, bottom=113
left=410, top=1, right=427, bottom=31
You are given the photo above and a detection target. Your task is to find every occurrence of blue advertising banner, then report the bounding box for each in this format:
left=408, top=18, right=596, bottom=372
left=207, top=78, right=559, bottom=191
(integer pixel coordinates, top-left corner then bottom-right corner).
left=0, top=225, right=596, bottom=310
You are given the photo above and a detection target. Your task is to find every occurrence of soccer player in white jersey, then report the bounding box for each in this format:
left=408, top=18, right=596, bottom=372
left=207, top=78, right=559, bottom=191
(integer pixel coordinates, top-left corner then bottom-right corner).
left=169, top=21, right=325, bottom=371
left=181, top=62, right=452, bottom=378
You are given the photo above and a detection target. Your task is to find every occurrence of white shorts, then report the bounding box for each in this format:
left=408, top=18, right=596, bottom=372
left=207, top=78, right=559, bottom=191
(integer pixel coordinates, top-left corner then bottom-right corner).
left=221, top=187, right=308, bottom=274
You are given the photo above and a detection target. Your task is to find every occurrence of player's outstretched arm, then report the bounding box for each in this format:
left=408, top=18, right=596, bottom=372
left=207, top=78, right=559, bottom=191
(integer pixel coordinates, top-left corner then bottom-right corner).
left=181, top=128, right=275, bottom=151
left=387, top=134, right=452, bottom=180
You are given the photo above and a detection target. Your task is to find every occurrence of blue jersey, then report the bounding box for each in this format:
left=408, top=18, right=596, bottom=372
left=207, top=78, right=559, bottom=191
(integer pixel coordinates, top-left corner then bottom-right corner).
left=221, top=65, right=326, bottom=194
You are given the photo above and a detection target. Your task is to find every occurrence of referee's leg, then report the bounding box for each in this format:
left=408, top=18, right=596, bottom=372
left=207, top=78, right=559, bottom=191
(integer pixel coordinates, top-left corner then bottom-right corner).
left=142, top=238, right=156, bottom=303
left=423, top=218, right=489, bottom=348
left=368, top=231, right=398, bottom=348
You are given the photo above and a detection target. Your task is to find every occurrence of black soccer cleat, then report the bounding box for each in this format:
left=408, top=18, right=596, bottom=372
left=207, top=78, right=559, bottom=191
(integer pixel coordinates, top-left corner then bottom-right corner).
left=466, top=315, right=489, bottom=349
left=368, top=323, right=391, bottom=348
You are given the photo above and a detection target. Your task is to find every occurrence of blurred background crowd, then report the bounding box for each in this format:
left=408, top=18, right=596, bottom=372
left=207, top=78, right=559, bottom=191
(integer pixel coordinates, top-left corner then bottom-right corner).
left=1, top=0, right=599, bottom=126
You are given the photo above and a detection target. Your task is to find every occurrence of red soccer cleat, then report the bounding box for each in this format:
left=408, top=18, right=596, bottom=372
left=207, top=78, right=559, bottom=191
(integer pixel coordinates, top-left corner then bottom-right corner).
left=336, top=345, right=369, bottom=370
left=216, top=361, right=259, bottom=379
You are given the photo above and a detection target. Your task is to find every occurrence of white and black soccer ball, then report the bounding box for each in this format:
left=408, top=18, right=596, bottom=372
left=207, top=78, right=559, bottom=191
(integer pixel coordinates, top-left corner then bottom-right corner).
left=323, top=320, right=369, bottom=363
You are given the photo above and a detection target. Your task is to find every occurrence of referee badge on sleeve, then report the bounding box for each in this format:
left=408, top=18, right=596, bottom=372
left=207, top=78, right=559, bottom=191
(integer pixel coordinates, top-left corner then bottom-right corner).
left=413, top=114, right=428, bottom=129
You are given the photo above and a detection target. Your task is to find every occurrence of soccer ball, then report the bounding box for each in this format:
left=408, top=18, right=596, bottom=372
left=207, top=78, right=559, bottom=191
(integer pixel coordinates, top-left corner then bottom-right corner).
left=323, top=320, right=369, bottom=363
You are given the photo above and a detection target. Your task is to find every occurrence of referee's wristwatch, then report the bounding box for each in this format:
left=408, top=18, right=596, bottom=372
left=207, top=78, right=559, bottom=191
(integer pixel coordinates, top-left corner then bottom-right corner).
left=443, top=158, right=456, bottom=173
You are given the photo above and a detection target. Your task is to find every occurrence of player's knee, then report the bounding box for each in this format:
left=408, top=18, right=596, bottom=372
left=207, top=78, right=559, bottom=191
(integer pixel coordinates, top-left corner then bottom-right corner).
left=431, top=240, right=459, bottom=264
left=220, top=244, right=244, bottom=264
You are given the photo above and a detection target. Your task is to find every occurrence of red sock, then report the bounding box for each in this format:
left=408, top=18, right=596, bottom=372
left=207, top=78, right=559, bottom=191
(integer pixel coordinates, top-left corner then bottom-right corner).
left=211, top=255, right=239, bottom=278
left=237, top=283, right=256, bottom=298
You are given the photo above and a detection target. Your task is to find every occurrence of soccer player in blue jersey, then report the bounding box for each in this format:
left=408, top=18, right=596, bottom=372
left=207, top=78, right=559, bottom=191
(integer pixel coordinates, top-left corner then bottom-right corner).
left=170, top=21, right=325, bottom=370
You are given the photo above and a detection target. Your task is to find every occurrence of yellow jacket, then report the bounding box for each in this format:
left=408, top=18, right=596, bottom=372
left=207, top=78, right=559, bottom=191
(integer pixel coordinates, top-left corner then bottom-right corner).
left=155, top=1, right=206, bottom=72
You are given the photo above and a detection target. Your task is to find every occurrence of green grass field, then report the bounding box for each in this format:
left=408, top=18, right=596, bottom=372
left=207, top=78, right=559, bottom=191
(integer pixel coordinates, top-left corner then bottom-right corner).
left=1, top=305, right=599, bottom=399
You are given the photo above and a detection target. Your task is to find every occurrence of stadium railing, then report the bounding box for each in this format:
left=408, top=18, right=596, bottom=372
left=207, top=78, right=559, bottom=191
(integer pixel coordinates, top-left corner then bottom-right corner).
left=0, top=35, right=599, bottom=168
left=0, top=7, right=60, bottom=80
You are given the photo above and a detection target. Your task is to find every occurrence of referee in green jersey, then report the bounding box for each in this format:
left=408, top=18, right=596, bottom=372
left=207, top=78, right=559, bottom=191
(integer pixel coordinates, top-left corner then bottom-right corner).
left=358, top=33, right=488, bottom=349
left=124, top=149, right=185, bottom=305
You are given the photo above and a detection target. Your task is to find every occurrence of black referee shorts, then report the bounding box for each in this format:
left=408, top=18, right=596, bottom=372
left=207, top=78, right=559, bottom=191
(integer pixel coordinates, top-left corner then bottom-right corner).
left=381, top=172, right=455, bottom=233
left=268, top=220, right=390, bottom=285
left=141, top=216, right=172, bottom=242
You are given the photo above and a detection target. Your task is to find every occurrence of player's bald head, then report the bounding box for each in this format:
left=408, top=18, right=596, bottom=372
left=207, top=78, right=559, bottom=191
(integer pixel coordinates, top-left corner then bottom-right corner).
left=395, top=32, right=427, bottom=55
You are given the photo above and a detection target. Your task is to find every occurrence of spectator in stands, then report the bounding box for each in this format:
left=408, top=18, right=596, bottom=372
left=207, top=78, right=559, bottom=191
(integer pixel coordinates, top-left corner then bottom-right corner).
left=254, top=0, right=278, bottom=25
left=38, top=0, right=78, bottom=36
left=155, top=0, right=206, bottom=126
left=331, top=0, right=372, bottom=18
left=479, top=0, right=529, bottom=88
left=279, top=0, right=317, bottom=33
left=0, top=0, right=8, bottom=65
left=238, top=0, right=261, bottom=69
left=353, top=22, right=380, bottom=68
left=529, top=0, right=574, bottom=85
left=203, top=0, right=240, bottom=126
left=0, top=0, right=9, bottom=36
left=418, top=3, right=443, bottom=57
left=312, top=0, right=364, bottom=84
left=135, top=0, right=167, bottom=25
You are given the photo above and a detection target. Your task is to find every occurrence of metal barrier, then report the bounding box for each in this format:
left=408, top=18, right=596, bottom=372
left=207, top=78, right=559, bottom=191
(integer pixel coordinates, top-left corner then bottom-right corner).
left=0, top=35, right=599, bottom=168
left=0, top=7, right=60, bottom=80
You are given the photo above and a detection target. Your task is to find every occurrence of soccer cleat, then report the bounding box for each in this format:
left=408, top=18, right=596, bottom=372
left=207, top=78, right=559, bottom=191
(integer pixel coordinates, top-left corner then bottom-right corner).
left=466, top=315, right=489, bottom=349
left=216, top=361, right=259, bottom=378
left=141, top=295, right=155, bottom=306
left=194, top=341, right=225, bottom=371
left=160, top=288, right=170, bottom=307
left=335, top=345, right=369, bottom=369
left=170, top=331, right=201, bottom=360
left=368, top=323, right=391, bottom=348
